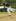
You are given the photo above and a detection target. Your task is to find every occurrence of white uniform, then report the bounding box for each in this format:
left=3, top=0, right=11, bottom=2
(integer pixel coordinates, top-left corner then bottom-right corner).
left=7, top=8, right=11, bottom=12
left=7, top=7, right=15, bottom=15
left=7, top=8, right=13, bottom=12
left=7, top=7, right=11, bottom=15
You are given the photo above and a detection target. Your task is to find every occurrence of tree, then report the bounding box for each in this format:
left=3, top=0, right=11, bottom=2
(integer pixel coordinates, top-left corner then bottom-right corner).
left=5, top=0, right=16, bottom=2
left=0, top=0, right=5, bottom=2
left=0, top=0, right=16, bottom=2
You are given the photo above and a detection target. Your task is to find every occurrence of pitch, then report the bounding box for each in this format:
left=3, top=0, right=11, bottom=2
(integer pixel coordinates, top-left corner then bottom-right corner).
left=0, top=12, right=16, bottom=21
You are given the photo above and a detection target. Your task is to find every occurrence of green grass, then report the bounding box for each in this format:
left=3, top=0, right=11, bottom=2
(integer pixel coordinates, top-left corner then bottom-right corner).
left=0, top=12, right=16, bottom=14
left=0, top=12, right=8, bottom=14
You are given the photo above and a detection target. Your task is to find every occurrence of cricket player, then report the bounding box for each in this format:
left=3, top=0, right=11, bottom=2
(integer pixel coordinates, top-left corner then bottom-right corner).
left=7, top=6, right=11, bottom=16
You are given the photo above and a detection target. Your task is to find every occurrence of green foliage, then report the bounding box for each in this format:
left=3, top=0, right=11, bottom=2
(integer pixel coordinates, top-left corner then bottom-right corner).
left=0, top=0, right=16, bottom=8
left=0, top=0, right=5, bottom=2
left=5, top=0, right=16, bottom=2
left=0, top=0, right=16, bottom=2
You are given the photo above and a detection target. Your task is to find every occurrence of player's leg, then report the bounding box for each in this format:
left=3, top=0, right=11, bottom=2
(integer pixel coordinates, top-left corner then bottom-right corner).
left=8, top=11, right=11, bottom=16
left=8, top=8, right=11, bottom=16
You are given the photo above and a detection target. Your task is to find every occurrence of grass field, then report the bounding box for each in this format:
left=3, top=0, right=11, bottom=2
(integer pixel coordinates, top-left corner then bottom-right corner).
left=0, top=12, right=16, bottom=17
left=0, top=12, right=16, bottom=21
left=0, top=12, right=16, bottom=14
